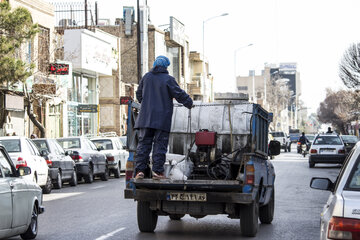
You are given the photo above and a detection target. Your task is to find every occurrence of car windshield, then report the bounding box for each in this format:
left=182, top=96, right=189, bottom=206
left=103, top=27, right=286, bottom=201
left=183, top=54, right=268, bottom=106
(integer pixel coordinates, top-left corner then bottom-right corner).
left=271, top=132, right=284, bottom=137
left=91, top=139, right=113, bottom=150
left=313, top=136, right=343, bottom=145
left=33, top=140, right=50, bottom=152
left=306, top=135, right=315, bottom=141
left=57, top=139, right=81, bottom=149
left=341, top=135, right=358, bottom=143
left=347, top=159, right=360, bottom=190
left=0, top=139, right=21, bottom=152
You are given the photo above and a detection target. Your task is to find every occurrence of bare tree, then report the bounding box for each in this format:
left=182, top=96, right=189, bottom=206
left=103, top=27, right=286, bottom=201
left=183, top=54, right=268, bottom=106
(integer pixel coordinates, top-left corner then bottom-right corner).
left=339, top=43, right=360, bottom=88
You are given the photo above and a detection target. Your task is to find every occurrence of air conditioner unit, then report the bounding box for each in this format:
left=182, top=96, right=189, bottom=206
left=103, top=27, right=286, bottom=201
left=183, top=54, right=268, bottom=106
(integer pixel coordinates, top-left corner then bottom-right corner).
left=58, top=19, right=77, bottom=27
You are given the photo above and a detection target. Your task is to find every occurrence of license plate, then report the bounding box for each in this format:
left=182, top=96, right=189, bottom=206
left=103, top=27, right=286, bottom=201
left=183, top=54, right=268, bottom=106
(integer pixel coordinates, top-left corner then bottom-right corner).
left=167, top=192, right=207, bottom=202
left=320, top=149, right=335, bottom=154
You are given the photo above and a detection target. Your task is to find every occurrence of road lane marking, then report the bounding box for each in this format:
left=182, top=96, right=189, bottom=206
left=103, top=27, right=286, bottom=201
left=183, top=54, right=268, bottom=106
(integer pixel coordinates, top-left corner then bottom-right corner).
left=90, top=185, right=105, bottom=190
left=95, top=227, right=126, bottom=240
left=44, top=192, right=84, bottom=202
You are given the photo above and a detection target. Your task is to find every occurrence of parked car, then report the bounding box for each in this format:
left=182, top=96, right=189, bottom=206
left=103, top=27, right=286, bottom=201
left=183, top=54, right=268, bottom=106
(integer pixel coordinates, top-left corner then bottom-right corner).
left=57, top=137, right=108, bottom=183
left=0, top=136, right=52, bottom=194
left=118, top=136, right=127, bottom=149
left=270, top=131, right=290, bottom=152
left=340, top=135, right=359, bottom=154
left=310, top=142, right=360, bottom=240
left=90, top=137, right=128, bottom=178
left=0, top=144, right=45, bottom=239
left=308, top=133, right=346, bottom=168
left=33, top=138, right=77, bottom=189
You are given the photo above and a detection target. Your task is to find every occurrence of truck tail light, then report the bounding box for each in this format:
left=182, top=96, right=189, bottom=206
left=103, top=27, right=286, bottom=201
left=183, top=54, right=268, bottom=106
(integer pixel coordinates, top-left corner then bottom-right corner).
left=107, top=156, right=115, bottom=161
left=338, top=149, right=345, bottom=154
left=245, top=163, right=255, bottom=185
left=328, top=217, right=360, bottom=239
left=310, top=149, right=317, bottom=154
left=46, top=159, right=53, bottom=167
left=16, top=157, right=27, bottom=169
left=125, top=161, right=134, bottom=182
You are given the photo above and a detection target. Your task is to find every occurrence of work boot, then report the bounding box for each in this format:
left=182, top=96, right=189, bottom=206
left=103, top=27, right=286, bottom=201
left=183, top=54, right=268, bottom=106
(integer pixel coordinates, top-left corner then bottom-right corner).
left=135, top=172, right=144, bottom=179
left=152, top=171, right=166, bottom=180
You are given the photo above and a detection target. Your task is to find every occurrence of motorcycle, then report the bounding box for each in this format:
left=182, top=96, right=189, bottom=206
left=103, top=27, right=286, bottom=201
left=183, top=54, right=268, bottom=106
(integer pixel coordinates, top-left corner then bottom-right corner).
left=301, top=144, right=307, bottom=157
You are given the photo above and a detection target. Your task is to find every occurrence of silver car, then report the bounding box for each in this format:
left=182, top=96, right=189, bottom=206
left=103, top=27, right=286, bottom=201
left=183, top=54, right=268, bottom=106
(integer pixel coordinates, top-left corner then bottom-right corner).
left=310, top=142, right=360, bottom=240
left=0, top=145, right=44, bottom=239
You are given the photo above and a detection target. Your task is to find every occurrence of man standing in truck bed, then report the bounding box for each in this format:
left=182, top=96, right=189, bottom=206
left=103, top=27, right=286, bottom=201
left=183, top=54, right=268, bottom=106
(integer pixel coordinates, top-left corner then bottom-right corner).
left=134, top=55, right=193, bottom=180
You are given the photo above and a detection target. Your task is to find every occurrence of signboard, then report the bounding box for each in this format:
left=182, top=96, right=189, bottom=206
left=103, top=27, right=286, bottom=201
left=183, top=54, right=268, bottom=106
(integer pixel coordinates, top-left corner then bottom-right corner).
left=279, top=63, right=297, bottom=71
left=49, top=63, right=69, bottom=75
left=78, top=104, right=98, bottom=113
left=169, top=16, right=185, bottom=46
left=5, top=94, right=24, bottom=111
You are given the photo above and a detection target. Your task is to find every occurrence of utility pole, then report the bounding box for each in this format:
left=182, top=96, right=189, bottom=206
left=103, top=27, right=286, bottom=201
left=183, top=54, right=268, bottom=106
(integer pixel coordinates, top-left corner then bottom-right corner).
left=84, top=0, right=88, bottom=29
left=136, top=0, right=141, bottom=83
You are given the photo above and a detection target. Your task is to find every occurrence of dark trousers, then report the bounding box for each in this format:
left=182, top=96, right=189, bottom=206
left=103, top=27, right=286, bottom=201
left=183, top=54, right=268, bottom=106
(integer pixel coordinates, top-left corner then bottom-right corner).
left=135, top=128, right=169, bottom=174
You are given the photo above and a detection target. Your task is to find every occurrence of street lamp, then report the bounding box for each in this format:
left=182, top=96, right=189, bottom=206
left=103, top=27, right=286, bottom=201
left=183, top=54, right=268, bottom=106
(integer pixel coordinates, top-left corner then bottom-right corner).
left=202, top=13, right=228, bottom=101
left=234, top=43, right=253, bottom=81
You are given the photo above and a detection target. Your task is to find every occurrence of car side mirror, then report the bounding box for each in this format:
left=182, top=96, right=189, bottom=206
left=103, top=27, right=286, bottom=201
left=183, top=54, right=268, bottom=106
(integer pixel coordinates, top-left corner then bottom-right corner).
left=18, top=166, right=31, bottom=176
left=97, top=146, right=104, bottom=151
left=65, top=150, right=72, bottom=156
left=269, top=140, right=281, bottom=156
left=310, top=177, right=334, bottom=191
left=40, top=149, right=49, bottom=157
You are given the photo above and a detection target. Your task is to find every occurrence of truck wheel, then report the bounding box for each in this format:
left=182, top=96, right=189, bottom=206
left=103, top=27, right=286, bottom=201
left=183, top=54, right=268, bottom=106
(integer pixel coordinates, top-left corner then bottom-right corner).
left=240, top=198, right=259, bottom=237
left=259, top=188, right=275, bottom=224
left=169, top=214, right=185, bottom=220
left=309, top=162, right=315, bottom=168
left=284, top=147, right=287, bottom=153
left=288, top=145, right=291, bottom=152
left=137, top=201, right=158, bottom=232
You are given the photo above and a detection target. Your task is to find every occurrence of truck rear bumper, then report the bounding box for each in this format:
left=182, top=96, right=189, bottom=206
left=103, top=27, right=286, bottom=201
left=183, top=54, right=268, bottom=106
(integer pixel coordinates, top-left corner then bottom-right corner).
left=125, top=188, right=253, bottom=204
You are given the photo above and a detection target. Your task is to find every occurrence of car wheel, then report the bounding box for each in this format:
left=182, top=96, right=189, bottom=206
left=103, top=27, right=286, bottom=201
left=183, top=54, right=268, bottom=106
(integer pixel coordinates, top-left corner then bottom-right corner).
left=114, top=162, right=121, bottom=178
left=169, top=214, right=185, bottom=220
left=100, top=164, right=109, bottom=181
left=53, top=171, right=62, bottom=189
left=84, top=164, right=94, bottom=183
left=240, top=196, right=259, bottom=237
left=309, top=161, right=315, bottom=168
left=42, top=175, right=52, bottom=194
left=259, top=188, right=274, bottom=224
left=137, top=201, right=158, bottom=232
left=69, top=169, right=78, bottom=186
left=20, top=204, right=38, bottom=239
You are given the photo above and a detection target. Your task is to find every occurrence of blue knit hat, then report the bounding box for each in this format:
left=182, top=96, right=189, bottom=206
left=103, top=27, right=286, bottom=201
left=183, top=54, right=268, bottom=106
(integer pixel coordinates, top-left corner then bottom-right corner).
left=153, top=55, right=170, bottom=68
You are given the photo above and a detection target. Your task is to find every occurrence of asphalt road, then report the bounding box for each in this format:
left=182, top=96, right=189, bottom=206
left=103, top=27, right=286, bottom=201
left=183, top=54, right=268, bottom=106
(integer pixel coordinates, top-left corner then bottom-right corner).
left=9, top=148, right=342, bottom=240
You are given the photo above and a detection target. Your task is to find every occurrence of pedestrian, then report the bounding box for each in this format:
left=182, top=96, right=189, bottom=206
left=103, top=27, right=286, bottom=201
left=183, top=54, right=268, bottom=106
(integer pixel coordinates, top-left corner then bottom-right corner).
left=30, top=133, right=37, bottom=139
left=134, top=55, right=193, bottom=180
left=327, top=127, right=333, bottom=134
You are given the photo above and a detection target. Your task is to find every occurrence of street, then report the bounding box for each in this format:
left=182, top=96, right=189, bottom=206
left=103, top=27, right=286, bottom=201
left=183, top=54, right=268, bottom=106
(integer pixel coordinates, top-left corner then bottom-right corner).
left=9, top=147, right=341, bottom=240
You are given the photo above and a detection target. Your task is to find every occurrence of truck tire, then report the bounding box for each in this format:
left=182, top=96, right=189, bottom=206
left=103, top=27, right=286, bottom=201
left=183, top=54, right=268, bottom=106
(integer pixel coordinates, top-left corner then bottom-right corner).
left=309, top=161, right=315, bottom=168
left=288, top=145, right=291, bottom=152
left=259, top=188, right=275, bottom=224
left=284, top=147, right=287, bottom=153
left=137, top=201, right=158, bottom=232
left=240, top=198, right=259, bottom=237
left=169, top=214, right=185, bottom=220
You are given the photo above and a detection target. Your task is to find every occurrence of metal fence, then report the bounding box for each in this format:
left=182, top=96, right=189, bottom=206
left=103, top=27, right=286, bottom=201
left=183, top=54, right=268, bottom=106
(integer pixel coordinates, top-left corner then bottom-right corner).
left=49, top=1, right=98, bottom=30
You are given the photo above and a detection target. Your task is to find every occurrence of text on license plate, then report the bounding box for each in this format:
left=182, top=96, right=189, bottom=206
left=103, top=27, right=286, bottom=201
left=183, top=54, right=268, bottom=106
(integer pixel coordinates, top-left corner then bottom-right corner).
left=167, top=192, right=207, bottom=202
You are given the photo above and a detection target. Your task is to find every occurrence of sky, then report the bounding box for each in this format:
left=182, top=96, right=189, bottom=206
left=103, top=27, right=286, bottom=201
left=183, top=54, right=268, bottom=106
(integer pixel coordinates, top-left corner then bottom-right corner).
left=95, top=0, right=360, bottom=113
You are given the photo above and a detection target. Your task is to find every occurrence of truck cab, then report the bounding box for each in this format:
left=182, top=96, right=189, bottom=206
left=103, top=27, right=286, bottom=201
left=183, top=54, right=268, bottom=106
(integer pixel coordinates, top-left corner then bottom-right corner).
left=123, top=98, right=280, bottom=237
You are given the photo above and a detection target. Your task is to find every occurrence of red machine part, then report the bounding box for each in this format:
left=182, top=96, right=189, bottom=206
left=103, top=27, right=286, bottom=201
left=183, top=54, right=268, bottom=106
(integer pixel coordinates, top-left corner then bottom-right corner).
left=195, top=129, right=216, bottom=146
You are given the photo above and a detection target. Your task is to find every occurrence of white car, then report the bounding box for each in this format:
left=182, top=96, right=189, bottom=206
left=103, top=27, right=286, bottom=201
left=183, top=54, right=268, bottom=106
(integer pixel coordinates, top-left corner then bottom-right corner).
left=0, top=145, right=45, bottom=239
left=310, top=142, right=360, bottom=240
left=309, top=133, right=346, bottom=168
left=0, top=136, right=52, bottom=193
left=91, top=137, right=128, bottom=178
left=270, top=131, right=291, bottom=152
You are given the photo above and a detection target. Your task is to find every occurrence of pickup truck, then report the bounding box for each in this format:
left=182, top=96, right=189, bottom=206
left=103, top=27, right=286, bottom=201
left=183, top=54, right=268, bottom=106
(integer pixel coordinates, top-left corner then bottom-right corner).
left=123, top=98, right=280, bottom=237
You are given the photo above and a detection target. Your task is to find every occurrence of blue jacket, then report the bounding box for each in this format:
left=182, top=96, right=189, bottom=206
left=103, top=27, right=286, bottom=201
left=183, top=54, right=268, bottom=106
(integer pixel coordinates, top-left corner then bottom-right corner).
left=134, top=66, right=193, bottom=132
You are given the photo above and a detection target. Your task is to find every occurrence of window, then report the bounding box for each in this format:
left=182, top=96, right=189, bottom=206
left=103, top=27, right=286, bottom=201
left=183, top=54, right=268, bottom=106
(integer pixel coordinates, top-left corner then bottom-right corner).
left=237, top=86, right=248, bottom=91
left=33, top=140, right=50, bottom=152
left=57, top=139, right=81, bottom=149
left=313, top=136, right=343, bottom=145
left=346, top=157, right=360, bottom=190
left=0, top=150, right=14, bottom=177
left=0, top=139, right=21, bottom=153
left=38, top=26, right=50, bottom=73
left=28, top=140, right=40, bottom=156
left=271, top=132, right=285, bottom=137
left=53, top=141, right=65, bottom=155
left=91, top=139, right=113, bottom=150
